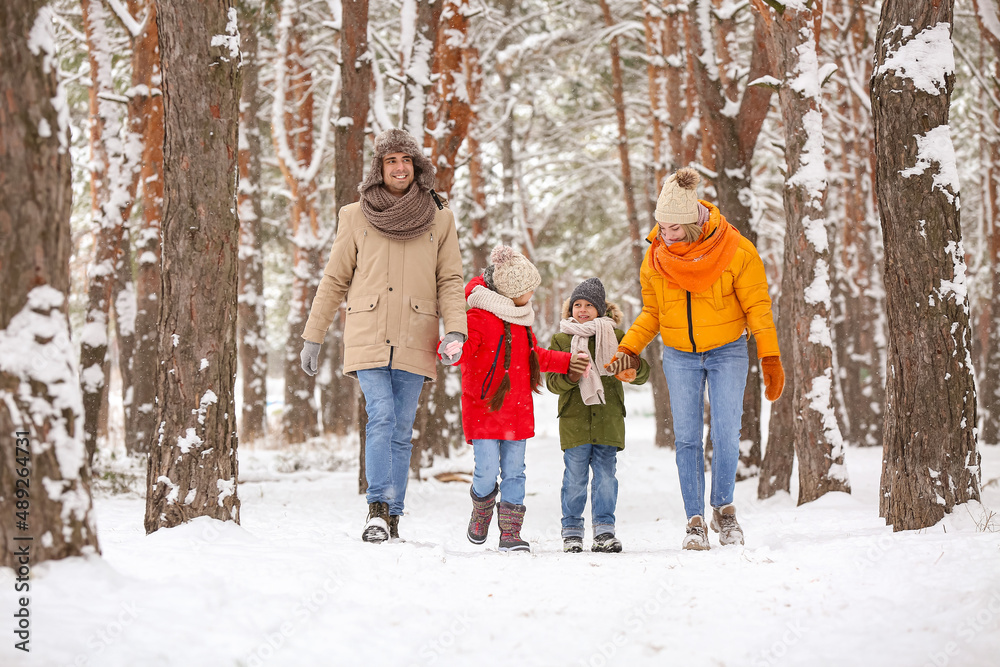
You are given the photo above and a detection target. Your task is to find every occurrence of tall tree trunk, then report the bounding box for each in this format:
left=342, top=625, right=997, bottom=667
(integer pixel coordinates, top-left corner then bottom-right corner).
left=125, top=0, right=164, bottom=455
left=872, top=0, right=980, bottom=530
left=685, top=0, right=775, bottom=475
left=754, top=0, right=851, bottom=504
left=79, top=0, right=141, bottom=465
left=758, top=270, right=796, bottom=499
left=333, top=0, right=370, bottom=442
left=972, top=0, right=1000, bottom=445
left=274, top=1, right=322, bottom=444
left=0, top=0, right=101, bottom=566
left=400, top=0, right=444, bottom=143
left=145, top=0, right=242, bottom=533
left=237, top=2, right=268, bottom=444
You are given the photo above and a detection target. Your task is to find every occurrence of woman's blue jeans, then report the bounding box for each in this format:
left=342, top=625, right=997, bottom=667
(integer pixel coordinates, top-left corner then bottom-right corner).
left=560, top=443, right=619, bottom=538
left=662, top=336, right=748, bottom=520
left=356, top=366, right=425, bottom=515
left=471, top=439, right=527, bottom=505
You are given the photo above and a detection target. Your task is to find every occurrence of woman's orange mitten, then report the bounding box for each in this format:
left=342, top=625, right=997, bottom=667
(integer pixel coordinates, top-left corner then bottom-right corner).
left=761, top=356, right=784, bottom=401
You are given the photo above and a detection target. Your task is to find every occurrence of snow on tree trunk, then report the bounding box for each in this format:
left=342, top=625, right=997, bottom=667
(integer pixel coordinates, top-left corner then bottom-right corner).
left=684, top=0, right=776, bottom=477
left=754, top=0, right=851, bottom=505
left=400, top=0, right=444, bottom=143
left=237, top=4, right=267, bottom=444
left=125, top=0, right=164, bottom=455
left=972, top=0, right=1000, bottom=445
left=115, top=0, right=163, bottom=453
left=79, top=0, right=143, bottom=466
left=871, top=0, right=981, bottom=530
left=0, top=1, right=101, bottom=566
left=274, top=0, right=331, bottom=444
left=827, top=0, right=885, bottom=449
left=144, top=0, right=242, bottom=533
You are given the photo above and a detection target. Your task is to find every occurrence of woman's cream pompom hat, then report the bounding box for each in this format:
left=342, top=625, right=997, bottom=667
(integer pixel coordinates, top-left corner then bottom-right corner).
left=655, top=168, right=701, bottom=225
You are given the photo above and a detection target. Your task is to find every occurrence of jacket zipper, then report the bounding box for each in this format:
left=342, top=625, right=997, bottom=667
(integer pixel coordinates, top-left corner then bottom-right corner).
left=686, top=291, right=697, bottom=353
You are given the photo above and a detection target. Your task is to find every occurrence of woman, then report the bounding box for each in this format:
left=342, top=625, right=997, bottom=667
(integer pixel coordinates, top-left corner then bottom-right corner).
left=605, top=168, right=784, bottom=550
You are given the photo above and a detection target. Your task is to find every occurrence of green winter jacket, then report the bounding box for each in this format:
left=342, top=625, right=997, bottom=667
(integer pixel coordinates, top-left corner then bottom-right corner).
left=546, top=323, right=650, bottom=451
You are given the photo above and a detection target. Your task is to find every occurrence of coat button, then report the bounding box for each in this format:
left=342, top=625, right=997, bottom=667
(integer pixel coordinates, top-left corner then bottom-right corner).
left=389, top=287, right=393, bottom=291
left=386, top=340, right=390, bottom=344
left=370, top=303, right=374, bottom=308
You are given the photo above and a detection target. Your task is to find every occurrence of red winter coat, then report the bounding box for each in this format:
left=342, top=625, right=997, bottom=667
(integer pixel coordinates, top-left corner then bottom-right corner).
left=459, top=276, right=572, bottom=443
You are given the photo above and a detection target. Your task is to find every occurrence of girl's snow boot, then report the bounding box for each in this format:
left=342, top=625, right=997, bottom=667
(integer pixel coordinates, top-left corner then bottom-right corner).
left=497, top=501, right=530, bottom=552
left=468, top=484, right=499, bottom=544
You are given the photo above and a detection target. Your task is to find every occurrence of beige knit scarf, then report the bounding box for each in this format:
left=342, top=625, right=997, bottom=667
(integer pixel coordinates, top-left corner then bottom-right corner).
left=360, top=184, right=437, bottom=240
left=560, top=317, right=617, bottom=405
left=466, top=285, right=535, bottom=326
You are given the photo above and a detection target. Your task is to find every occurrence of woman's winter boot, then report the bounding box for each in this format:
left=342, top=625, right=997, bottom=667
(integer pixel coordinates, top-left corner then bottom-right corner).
left=497, top=501, right=530, bottom=552
left=467, top=484, right=499, bottom=544
left=362, top=502, right=390, bottom=543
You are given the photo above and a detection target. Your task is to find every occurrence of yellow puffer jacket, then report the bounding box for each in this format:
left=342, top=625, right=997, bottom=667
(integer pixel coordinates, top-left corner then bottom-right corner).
left=619, top=202, right=779, bottom=358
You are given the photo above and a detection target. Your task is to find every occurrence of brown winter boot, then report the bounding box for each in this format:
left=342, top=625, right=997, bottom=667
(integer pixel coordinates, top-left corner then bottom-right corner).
left=388, top=514, right=400, bottom=541
left=467, top=484, right=499, bottom=544
left=682, top=515, right=710, bottom=551
left=710, top=504, right=745, bottom=546
left=362, top=502, right=389, bottom=543
left=497, top=501, right=530, bottom=552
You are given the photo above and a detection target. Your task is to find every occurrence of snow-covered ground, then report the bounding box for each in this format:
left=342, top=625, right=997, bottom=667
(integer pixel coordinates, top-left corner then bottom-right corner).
left=5, top=386, right=1000, bottom=667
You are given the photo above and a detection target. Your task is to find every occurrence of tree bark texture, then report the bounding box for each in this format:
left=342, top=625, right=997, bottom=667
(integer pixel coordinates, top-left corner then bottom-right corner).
left=401, top=0, right=444, bottom=143
left=79, top=0, right=141, bottom=466
left=275, top=4, right=320, bottom=444
left=871, top=0, right=980, bottom=530
left=124, top=0, right=164, bottom=455
left=0, top=0, right=101, bottom=566
left=237, top=3, right=268, bottom=443
left=972, top=0, right=1000, bottom=445
left=755, top=0, right=851, bottom=505
left=145, top=0, right=242, bottom=533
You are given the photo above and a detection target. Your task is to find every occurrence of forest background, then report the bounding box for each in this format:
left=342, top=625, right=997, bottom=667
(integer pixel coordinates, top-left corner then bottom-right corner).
left=5, top=0, right=1000, bottom=552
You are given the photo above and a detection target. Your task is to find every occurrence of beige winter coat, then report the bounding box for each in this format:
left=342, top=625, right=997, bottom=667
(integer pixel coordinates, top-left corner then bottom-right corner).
left=302, top=201, right=467, bottom=381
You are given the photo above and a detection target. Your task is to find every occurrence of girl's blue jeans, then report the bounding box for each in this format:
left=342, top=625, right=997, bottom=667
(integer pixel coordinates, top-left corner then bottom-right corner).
left=471, top=439, right=527, bottom=505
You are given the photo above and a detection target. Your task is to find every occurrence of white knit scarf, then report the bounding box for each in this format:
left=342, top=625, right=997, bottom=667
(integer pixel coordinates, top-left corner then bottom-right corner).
left=466, top=285, right=535, bottom=326
left=559, top=316, right=617, bottom=405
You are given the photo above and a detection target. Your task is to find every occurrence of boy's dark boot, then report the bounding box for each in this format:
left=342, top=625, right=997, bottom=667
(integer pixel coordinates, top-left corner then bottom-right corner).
left=362, top=502, right=390, bottom=543
left=563, top=536, right=584, bottom=553
left=467, top=483, right=499, bottom=544
left=497, top=501, right=530, bottom=552
left=388, top=514, right=400, bottom=540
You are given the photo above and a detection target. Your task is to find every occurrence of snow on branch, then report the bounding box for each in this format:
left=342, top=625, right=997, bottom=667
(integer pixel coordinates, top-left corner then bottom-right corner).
left=105, top=0, right=148, bottom=38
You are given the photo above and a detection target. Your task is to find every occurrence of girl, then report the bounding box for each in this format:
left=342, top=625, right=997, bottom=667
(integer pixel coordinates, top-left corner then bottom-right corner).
left=547, top=278, right=650, bottom=553
left=606, top=168, right=784, bottom=551
left=456, top=245, right=589, bottom=552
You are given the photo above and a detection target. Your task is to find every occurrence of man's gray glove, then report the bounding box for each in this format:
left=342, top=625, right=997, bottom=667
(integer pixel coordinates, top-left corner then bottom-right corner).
left=437, top=332, right=466, bottom=365
left=300, top=340, right=321, bottom=376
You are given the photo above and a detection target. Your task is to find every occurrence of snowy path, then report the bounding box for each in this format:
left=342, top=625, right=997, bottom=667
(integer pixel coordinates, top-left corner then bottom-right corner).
left=5, top=388, right=1000, bottom=667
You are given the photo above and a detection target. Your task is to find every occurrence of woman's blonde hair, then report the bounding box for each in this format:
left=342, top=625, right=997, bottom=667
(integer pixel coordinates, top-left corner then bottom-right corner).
left=679, top=222, right=702, bottom=244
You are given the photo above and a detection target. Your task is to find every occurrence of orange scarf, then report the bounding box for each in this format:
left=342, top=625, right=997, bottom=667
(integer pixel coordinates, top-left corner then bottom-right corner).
left=650, top=206, right=741, bottom=293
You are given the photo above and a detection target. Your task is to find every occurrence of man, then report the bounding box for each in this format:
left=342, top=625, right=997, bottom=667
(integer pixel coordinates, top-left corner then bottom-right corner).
left=300, top=128, right=467, bottom=543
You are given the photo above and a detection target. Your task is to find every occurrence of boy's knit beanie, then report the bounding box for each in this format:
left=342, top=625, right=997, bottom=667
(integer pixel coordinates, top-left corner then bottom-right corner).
left=569, top=277, right=607, bottom=316
left=655, top=167, right=701, bottom=225
left=489, top=245, right=541, bottom=299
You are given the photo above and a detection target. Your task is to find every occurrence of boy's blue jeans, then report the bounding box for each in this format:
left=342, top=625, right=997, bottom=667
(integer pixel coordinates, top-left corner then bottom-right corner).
left=471, top=439, right=526, bottom=505
left=356, top=365, right=425, bottom=515
left=561, top=443, right=619, bottom=538
left=662, top=336, right=749, bottom=520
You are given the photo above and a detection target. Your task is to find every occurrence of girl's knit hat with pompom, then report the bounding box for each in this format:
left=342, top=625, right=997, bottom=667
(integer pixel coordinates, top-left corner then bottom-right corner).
left=655, top=167, right=704, bottom=225
left=486, top=244, right=541, bottom=299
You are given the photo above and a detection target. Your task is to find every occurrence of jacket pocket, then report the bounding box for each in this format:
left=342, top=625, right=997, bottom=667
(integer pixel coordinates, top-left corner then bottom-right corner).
left=345, top=293, right=379, bottom=347
left=407, top=296, right=439, bottom=351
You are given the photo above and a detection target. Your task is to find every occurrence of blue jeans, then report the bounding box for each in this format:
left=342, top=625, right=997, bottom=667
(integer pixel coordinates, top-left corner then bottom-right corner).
left=471, top=439, right=526, bottom=505
left=663, top=336, right=748, bottom=520
left=356, top=365, right=425, bottom=515
left=561, top=444, right=619, bottom=538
